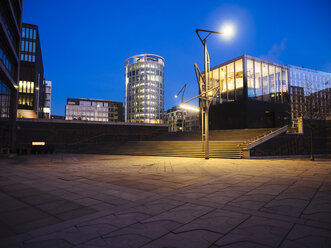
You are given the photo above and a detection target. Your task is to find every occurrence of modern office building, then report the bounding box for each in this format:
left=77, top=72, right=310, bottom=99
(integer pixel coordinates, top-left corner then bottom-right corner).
left=65, top=98, right=123, bottom=122
left=205, top=54, right=330, bottom=130
left=0, top=0, right=22, bottom=151
left=288, top=65, right=330, bottom=127
left=125, top=54, right=165, bottom=124
left=18, top=23, right=46, bottom=119
left=43, top=80, right=51, bottom=118
left=166, top=106, right=199, bottom=132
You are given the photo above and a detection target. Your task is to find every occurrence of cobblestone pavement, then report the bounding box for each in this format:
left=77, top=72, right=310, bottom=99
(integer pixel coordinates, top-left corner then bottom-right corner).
left=0, top=154, right=331, bottom=248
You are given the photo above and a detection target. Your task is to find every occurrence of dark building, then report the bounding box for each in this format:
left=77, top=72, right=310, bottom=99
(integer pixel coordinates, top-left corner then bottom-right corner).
left=17, top=22, right=46, bottom=119
left=65, top=98, right=123, bottom=122
left=0, top=0, right=22, bottom=151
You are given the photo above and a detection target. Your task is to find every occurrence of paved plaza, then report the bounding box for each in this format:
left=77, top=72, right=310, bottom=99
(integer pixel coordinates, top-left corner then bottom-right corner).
left=0, top=154, right=331, bottom=247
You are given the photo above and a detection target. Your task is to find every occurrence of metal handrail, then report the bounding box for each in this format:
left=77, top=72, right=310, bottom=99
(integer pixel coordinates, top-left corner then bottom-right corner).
left=238, top=126, right=288, bottom=148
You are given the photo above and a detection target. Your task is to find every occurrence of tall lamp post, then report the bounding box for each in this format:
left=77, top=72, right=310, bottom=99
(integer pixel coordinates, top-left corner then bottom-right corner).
left=175, top=84, right=187, bottom=131
left=195, top=27, right=234, bottom=159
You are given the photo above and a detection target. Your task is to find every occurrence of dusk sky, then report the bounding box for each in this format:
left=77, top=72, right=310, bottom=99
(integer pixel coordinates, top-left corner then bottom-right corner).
left=23, top=0, right=331, bottom=116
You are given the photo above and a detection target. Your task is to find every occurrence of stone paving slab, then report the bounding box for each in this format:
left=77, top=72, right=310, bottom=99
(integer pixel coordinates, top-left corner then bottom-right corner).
left=0, top=154, right=330, bottom=247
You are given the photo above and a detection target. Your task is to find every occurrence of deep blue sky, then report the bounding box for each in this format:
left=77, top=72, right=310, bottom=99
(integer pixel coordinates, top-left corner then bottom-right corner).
left=23, top=0, right=331, bottom=116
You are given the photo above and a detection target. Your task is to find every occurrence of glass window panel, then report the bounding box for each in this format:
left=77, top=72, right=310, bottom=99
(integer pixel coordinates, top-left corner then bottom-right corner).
left=33, top=42, right=36, bottom=53
left=235, top=59, right=243, bottom=99
left=26, top=28, right=29, bottom=38
left=247, top=59, right=255, bottom=98
left=227, top=62, right=235, bottom=100
left=269, top=65, right=275, bottom=102
left=262, top=63, right=269, bottom=101
left=20, top=54, right=24, bottom=61
left=32, top=55, right=35, bottom=62
left=29, top=41, right=32, bottom=52
left=33, top=29, right=36, bottom=39
left=30, top=28, right=33, bottom=39
left=220, top=66, right=227, bottom=102
left=31, top=82, right=34, bottom=93
left=21, top=41, right=24, bottom=51
left=254, top=61, right=262, bottom=100
left=23, top=81, right=26, bottom=93
left=22, top=27, right=25, bottom=38
left=275, top=66, right=281, bottom=102
left=19, top=81, right=22, bottom=92
left=25, top=54, right=28, bottom=61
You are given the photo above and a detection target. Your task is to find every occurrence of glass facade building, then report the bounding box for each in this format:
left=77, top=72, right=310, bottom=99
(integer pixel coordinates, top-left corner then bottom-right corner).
left=125, top=54, right=164, bottom=124
left=206, top=55, right=290, bottom=129
left=0, top=0, right=22, bottom=151
left=205, top=55, right=330, bottom=129
left=288, top=65, right=331, bottom=127
left=18, top=23, right=46, bottom=119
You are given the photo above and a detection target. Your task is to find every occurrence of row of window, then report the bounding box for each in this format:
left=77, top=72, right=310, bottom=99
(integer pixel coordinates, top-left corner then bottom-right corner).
left=128, top=113, right=163, bottom=118
left=129, top=82, right=163, bottom=90
left=66, top=116, right=111, bottom=122
left=128, top=69, right=163, bottom=77
left=18, top=94, right=34, bottom=107
left=21, top=53, right=35, bottom=62
left=22, top=27, right=37, bottom=40
left=0, top=9, right=14, bottom=42
left=247, top=59, right=288, bottom=103
left=289, top=69, right=330, bottom=92
left=19, top=81, right=34, bottom=94
left=67, top=100, right=119, bottom=108
left=66, top=111, right=113, bottom=117
left=0, top=47, right=12, bottom=73
left=127, top=62, right=163, bottom=71
left=128, top=119, right=164, bottom=124
left=128, top=88, right=163, bottom=95
left=21, top=40, right=36, bottom=53
left=66, top=106, right=119, bottom=112
left=0, top=80, right=11, bottom=119
left=128, top=75, right=163, bottom=83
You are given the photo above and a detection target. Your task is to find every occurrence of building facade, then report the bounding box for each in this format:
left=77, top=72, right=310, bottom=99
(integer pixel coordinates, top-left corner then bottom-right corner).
left=65, top=98, right=123, bottom=122
left=125, top=54, right=164, bottom=124
left=18, top=23, right=46, bottom=119
left=0, top=0, right=22, bottom=151
left=43, top=80, right=51, bottom=118
left=288, top=65, right=330, bottom=127
left=206, top=55, right=290, bottom=129
left=205, top=54, right=330, bottom=130
left=166, top=106, right=199, bottom=132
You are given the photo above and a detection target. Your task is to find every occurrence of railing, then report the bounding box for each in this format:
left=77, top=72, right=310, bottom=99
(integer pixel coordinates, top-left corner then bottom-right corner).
left=239, top=126, right=288, bottom=150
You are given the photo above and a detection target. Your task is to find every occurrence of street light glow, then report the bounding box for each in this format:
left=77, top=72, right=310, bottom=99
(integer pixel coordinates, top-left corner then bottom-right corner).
left=174, top=95, right=178, bottom=98
left=221, top=24, right=235, bottom=39
left=180, top=104, right=200, bottom=112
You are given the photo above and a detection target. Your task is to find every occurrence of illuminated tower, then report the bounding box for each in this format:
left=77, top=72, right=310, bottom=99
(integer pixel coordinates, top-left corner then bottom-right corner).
left=124, top=54, right=164, bottom=124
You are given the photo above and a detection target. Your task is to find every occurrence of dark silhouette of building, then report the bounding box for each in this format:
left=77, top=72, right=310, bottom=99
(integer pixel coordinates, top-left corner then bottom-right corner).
left=17, top=22, right=46, bottom=119
left=0, top=0, right=22, bottom=152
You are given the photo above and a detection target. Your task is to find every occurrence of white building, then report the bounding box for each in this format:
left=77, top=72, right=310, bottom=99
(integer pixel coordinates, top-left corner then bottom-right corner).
left=65, top=98, right=123, bottom=122
left=166, top=106, right=199, bottom=132
left=124, top=54, right=165, bottom=124
left=43, top=80, right=51, bottom=119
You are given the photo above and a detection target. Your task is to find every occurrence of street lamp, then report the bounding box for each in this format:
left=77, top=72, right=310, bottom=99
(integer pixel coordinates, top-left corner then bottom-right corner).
left=195, top=27, right=235, bottom=159
left=175, top=84, right=187, bottom=132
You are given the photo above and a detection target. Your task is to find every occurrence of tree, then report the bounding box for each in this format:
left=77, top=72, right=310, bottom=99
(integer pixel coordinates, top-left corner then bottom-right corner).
left=301, top=80, right=330, bottom=160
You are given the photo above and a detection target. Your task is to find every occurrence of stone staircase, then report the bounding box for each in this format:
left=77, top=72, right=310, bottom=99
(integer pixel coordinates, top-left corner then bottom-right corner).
left=68, top=128, right=278, bottom=159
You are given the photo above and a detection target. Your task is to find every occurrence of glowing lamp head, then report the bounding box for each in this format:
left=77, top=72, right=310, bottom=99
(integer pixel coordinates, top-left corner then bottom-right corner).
left=174, top=95, right=178, bottom=98
left=221, top=24, right=235, bottom=39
